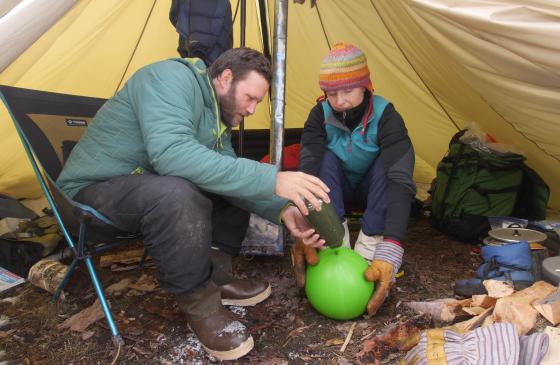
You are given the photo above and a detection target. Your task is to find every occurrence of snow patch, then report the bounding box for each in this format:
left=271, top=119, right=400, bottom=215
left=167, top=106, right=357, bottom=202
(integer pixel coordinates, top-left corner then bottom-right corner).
left=219, top=321, right=245, bottom=336
left=288, top=351, right=299, bottom=360
left=157, top=332, right=212, bottom=365
left=229, top=305, right=247, bottom=317
left=0, top=316, right=9, bottom=329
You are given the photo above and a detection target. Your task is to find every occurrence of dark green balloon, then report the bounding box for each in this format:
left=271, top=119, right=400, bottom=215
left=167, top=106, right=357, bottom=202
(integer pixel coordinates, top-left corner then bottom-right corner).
left=305, top=247, right=375, bottom=320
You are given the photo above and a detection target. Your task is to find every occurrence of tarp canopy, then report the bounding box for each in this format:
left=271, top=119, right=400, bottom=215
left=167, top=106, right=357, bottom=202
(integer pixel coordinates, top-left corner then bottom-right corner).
left=1, top=0, right=559, bottom=208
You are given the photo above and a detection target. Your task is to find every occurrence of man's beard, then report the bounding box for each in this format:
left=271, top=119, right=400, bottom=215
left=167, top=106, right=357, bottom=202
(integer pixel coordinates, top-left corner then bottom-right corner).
left=218, top=83, right=238, bottom=127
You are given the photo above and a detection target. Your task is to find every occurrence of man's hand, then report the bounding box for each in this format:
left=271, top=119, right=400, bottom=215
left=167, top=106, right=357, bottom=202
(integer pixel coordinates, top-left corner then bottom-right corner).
left=275, top=171, right=330, bottom=215
left=363, top=242, right=404, bottom=316
left=281, top=206, right=325, bottom=248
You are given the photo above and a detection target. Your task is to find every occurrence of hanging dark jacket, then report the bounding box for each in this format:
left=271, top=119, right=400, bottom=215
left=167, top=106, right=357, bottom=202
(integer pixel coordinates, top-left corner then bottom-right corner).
left=169, top=0, right=233, bottom=65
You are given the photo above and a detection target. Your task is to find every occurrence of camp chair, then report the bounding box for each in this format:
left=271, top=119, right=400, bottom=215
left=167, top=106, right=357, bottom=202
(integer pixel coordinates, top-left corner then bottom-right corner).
left=0, top=85, right=140, bottom=347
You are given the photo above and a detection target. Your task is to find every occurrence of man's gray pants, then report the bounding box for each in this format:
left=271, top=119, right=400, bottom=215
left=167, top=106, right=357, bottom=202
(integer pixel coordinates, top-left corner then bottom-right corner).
left=73, top=174, right=249, bottom=294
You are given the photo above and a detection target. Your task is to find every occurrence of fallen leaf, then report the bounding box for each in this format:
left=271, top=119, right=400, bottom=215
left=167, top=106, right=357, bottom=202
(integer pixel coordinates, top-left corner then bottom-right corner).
left=325, top=338, right=345, bottom=346
left=0, top=329, right=16, bottom=338
left=143, top=302, right=181, bottom=321
left=128, top=274, right=158, bottom=292
left=58, top=299, right=104, bottom=332
left=105, top=278, right=132, bottom=296
left=81, top=330, right=94, bottom=340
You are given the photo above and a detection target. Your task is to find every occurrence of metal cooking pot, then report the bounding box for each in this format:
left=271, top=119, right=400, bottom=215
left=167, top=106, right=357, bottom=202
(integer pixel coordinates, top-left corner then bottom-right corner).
left=483, top=224, right=547, bottom=246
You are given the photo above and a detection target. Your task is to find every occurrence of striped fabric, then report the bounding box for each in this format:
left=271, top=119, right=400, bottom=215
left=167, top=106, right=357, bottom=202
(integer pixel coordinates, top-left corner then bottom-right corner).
left=373, top=242, right=403, bottom=277
left=519, top=332, right=549, bottom=365
left=403, top=323, right=548, bottom=365
left=319, top=43, right=372, bottom=92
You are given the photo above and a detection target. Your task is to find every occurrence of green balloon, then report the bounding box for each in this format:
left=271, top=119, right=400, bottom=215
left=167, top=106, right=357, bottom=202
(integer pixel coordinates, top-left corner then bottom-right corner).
left=305, top=247, right=375, bottom=320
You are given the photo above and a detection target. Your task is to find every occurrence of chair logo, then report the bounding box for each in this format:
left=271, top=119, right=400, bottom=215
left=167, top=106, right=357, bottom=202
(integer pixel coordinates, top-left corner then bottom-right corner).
left=65, top=119, right=88, bottom=127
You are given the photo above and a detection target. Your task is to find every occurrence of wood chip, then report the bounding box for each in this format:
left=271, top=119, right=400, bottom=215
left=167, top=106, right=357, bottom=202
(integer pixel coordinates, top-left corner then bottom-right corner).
left=462, top=306, right=486, bottom=316
left=471, top=294, right=497, bottom=308
left=481, top=313, right=495, bottom=327
left=494, top=281, right=557, bottom=335
left=452, top=306, right=494, bottom=332
left=483, top=280, right=514, bottom=298
left=533, top=289, right=560, bottom=325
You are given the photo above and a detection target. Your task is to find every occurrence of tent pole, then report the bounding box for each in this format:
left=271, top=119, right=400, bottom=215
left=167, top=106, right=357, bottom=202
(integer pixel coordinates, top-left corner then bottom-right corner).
left=269, top=0, right=288, bottom=250
left=270, top=0, right=287, bottom=169
left=238, top=0, right=247, bottom=157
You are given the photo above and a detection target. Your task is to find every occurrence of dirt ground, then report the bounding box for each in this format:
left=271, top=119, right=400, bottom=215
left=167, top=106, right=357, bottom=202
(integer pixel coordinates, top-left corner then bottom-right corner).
left=0, top=217, right=480, bottom=364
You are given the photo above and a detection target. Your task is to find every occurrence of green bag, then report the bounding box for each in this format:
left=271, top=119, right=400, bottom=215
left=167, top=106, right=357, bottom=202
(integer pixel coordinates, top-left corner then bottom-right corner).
left=431, top=130, right=526, bottom=241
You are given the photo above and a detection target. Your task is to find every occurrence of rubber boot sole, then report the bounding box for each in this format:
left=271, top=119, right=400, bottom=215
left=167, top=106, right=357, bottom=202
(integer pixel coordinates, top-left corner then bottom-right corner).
left=203, top=335, right=254, bottom=361
left=221, top=283, right=272, bottom=306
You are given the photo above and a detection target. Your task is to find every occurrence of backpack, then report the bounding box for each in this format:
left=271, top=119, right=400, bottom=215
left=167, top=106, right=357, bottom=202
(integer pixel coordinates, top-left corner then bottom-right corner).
left=430, top=130, right=546, bottom=242
left=513, top=165, right=550, bottom=220
left=0, top=215, right=62, bottom=277
left=0, top=238, right=44, bottom=277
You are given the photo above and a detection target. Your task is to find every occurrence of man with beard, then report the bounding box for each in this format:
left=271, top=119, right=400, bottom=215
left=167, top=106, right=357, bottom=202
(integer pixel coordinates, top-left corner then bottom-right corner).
left=57, top=48, right=329, bottom=361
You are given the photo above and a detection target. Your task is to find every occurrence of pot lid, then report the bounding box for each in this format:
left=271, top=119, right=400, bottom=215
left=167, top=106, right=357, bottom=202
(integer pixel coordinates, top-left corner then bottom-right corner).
left=488, top=227, right=547, bottom=243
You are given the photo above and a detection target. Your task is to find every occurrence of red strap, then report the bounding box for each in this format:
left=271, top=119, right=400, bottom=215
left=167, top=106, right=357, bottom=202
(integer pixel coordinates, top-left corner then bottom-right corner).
left=360, top=98, right=374, bottom=136
left=384, top=238, right=402, bottom=247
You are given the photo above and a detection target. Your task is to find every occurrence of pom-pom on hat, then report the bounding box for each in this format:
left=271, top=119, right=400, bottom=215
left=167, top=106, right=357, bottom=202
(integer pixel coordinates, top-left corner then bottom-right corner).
left=319, top=43, right=372, bottom=92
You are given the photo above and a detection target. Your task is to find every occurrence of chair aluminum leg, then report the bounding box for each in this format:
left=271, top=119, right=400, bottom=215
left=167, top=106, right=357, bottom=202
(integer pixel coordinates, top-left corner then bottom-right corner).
left=84, top=256, right=124, bottom=347
left=52, top=258, right=79, bottom=302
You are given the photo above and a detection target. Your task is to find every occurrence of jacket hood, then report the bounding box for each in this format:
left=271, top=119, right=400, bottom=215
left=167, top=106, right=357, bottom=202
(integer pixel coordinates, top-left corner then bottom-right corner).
left=172, top=57, right=217, bottom=111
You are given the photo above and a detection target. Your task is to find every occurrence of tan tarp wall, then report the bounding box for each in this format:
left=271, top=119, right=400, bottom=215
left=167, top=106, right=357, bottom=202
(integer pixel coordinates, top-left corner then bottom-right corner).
left=1, top=0, right=559, bottom=208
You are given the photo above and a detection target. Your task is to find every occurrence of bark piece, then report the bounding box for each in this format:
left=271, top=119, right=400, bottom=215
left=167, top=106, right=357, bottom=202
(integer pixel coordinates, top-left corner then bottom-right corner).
left=99, top=248, right=145, bottom=268
left=533, top=289, right=560, bottom=325
left=471, top=294, right=497, bottom=308
left=356, top=314, right=432, bottom=365
left=58, top=299, right=104, bottom=332
left=483, top=279, right=514, bottom=298
left=493, top=281, right=557, bottom=335
left=405, top=298, right=471, bottom=322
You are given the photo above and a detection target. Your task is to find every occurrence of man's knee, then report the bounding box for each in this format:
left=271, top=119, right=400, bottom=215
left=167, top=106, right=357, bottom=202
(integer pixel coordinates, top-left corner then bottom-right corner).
left=145, top=176, right=211, bottom=213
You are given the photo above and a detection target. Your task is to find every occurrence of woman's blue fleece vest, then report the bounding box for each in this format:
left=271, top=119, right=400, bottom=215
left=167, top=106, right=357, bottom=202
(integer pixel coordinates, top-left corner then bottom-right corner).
left=321, top=95, right=389, bottom=189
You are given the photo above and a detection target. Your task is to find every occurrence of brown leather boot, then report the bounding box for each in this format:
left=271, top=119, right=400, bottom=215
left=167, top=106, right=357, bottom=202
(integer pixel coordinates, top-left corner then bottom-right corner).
left=221, top=278, right=271, bottom=306
left=176, top=282, right=254, bottom=361
left=210, top=247, right=272, bottom=306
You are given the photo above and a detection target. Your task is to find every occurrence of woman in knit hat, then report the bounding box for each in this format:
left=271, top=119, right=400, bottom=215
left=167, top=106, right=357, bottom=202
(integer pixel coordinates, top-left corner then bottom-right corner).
left=294, top=43, right=416, bottom=316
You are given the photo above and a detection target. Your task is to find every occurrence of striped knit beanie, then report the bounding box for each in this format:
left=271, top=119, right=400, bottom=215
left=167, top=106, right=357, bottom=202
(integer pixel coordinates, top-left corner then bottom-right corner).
left=319, top=43, right=372, bottom=92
